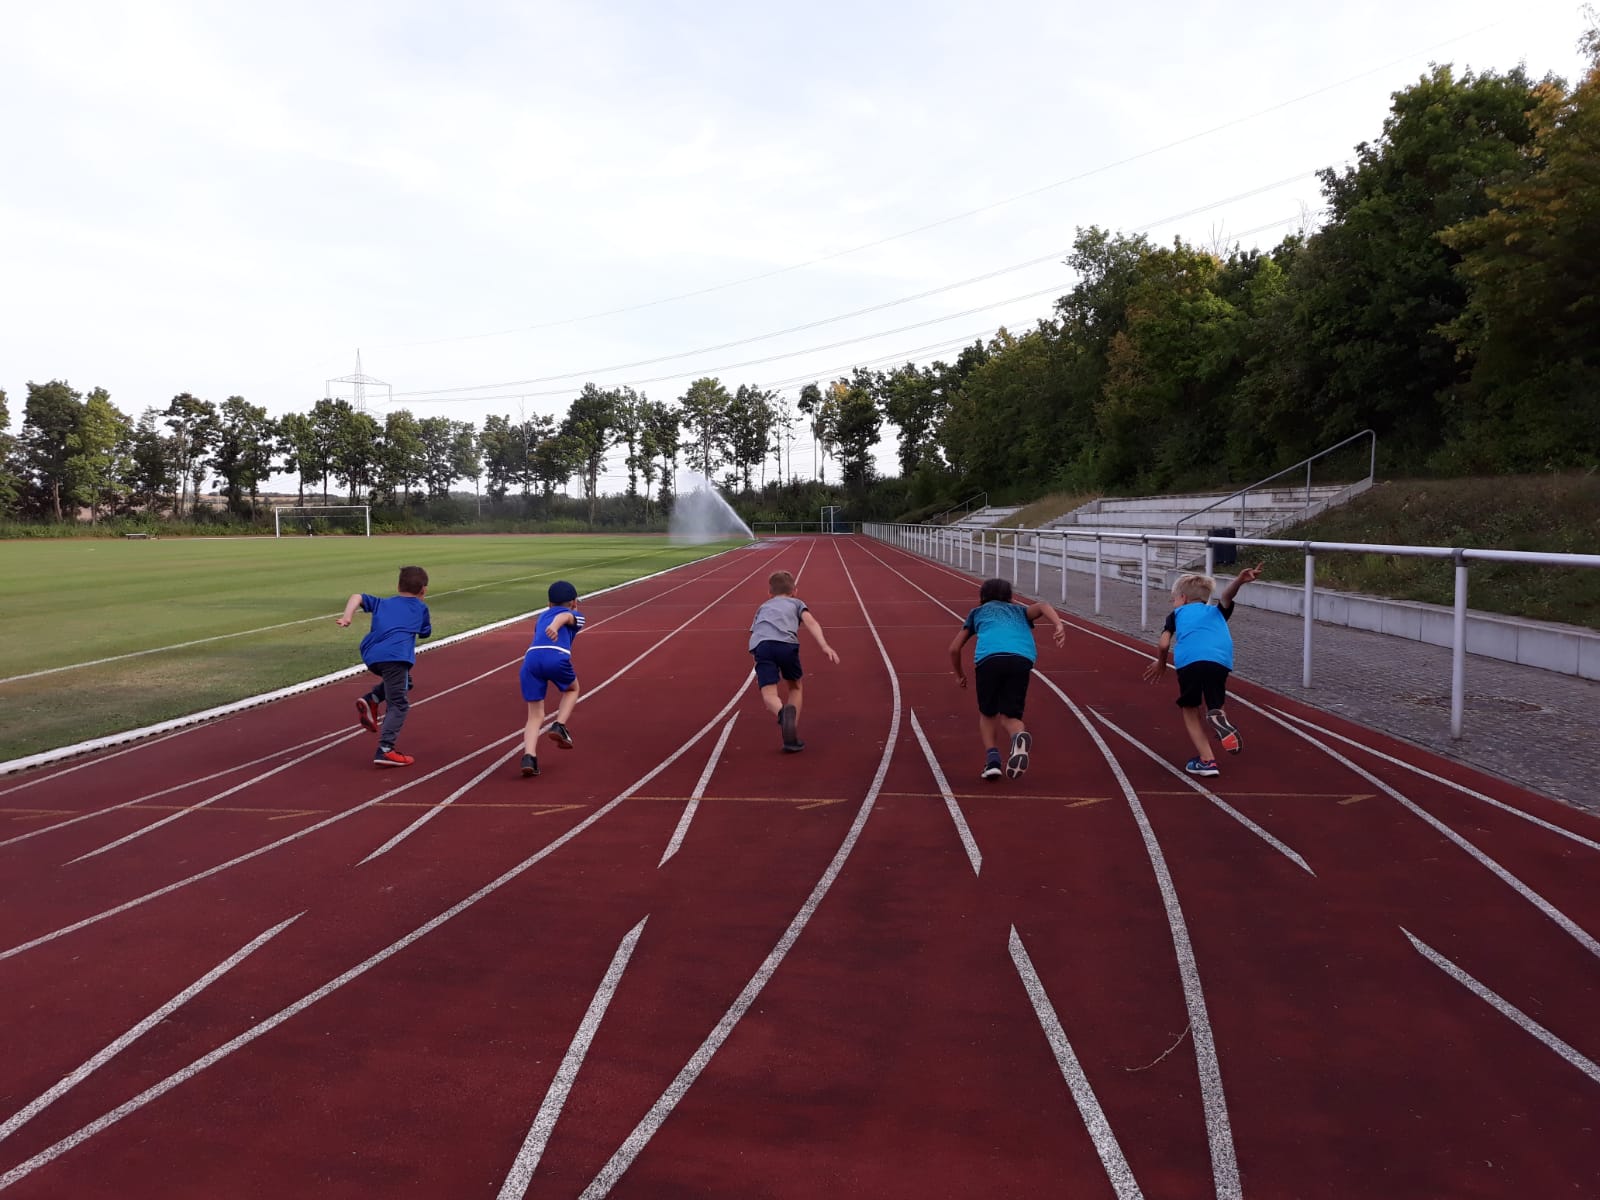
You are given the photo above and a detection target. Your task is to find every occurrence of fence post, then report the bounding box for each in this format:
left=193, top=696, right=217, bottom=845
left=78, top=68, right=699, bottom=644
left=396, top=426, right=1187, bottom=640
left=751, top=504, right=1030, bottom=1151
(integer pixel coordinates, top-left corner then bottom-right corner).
left=1013, top=532, right=1021, bottom=580
left=1451, top=552, right=1468, bottom=739
left=1094, top=536, right=1103, bottom=614
left=1033, top=533, right=1041, bottom=594
left=1060, top=533, right=1068, bottom=603
left=1140, top=538, right=1150, bottom=630
left=1205, top=541, right=1214, bottom=577
left=1302, top=549, right=1315, bottom=688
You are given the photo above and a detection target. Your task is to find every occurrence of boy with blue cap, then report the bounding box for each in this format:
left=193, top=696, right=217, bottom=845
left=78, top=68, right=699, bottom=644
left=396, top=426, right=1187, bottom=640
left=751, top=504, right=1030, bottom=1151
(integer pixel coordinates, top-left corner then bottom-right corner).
left=518, top=580, right=585, bottom=777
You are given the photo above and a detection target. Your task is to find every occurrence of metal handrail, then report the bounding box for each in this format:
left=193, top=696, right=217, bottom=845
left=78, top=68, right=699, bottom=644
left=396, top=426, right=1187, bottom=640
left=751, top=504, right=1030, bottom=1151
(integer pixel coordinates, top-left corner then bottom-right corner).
left=1173, top=429, right=1377, bottom=541
left=931, top=491, right=988, bottom=526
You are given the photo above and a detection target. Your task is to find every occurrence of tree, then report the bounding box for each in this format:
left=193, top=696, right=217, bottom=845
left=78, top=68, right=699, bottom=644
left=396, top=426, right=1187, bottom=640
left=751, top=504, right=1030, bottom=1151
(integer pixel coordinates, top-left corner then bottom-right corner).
left=679, top=377, right=730, bottom=477
left=277, top=412, right=318, bottom=505
left=0, top=388, right=19, bottom=516
left=727, top=384, right=778, bottom=491
left=876, top=363, right=945, bottom=477
left=65, top=388, right=134, bottom=521
left=450, top=420, right=483, bottom=506
left=529, top=431, right=582, bottom=517
left=21, top=381, right=86, bottom=521
left=612, top=386, right=647, bottom=503
left=416, top=416, right=459, bottom=499
left=211, top=396, right=277, bottom=515
left=378, top=409, right=426, bottom=504
left=478, top=415, right=519, bottom=501
left=796, top=382, right=824, bottom=480
left=828, top=376, right=881, bottom=491
left=644, top=400, right=681, bottom=507
left=163, top=393, right=218, bottom=517
left=561, top=384, right=621, bottom=525
left=329, top=404, right=381, bottom=502
left=127, top=409, right=176, bottom=513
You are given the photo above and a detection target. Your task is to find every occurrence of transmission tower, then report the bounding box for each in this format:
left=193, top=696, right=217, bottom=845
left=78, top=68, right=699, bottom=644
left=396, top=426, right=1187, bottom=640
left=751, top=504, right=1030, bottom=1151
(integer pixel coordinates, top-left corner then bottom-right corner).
left=325, top=350, right=392, bottom=414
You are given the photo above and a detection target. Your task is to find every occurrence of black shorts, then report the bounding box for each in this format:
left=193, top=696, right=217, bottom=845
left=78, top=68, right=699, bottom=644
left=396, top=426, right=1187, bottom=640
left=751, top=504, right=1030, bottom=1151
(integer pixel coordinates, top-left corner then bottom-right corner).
left=1175, top=661, right=1230, bottom=710
left=752, top=640, right=803, bottom=688
left=974, top=653, right=1032, bottom=718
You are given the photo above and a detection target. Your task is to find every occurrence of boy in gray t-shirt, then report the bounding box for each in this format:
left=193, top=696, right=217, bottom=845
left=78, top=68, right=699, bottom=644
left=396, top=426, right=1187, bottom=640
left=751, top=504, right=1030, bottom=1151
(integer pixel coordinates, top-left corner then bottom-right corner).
left=749, top=569, right=839, bottom=752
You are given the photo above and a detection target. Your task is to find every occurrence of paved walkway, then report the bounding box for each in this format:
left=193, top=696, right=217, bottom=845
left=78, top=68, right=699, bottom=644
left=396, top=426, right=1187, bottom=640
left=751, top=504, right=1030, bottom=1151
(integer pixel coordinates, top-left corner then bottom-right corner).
left=917, top=546, right=1599, bottom=814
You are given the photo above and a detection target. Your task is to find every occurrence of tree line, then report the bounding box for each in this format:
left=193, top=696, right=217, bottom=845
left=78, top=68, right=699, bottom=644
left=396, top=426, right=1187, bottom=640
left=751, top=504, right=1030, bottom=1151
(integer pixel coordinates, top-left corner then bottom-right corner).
left=3, top=28, right=1595, bottom=527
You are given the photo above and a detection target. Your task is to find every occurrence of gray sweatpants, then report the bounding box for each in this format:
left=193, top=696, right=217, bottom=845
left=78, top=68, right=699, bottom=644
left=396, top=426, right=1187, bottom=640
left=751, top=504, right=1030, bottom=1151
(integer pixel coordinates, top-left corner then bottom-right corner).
left=366, top=661, right=413, bottom=749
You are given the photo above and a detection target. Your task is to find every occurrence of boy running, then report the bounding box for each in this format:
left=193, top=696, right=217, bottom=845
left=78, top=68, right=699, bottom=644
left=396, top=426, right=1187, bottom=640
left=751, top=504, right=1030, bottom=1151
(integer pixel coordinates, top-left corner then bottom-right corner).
left=339, top=565, right=431, bottom=767
left=518, top=580, right=585, bottom=777
left=749, top=570, right=839, bottom=753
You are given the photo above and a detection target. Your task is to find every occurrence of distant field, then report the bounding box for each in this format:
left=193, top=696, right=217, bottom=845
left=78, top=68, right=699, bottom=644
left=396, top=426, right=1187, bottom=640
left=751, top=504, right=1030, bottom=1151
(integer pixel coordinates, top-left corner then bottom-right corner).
left=0, top=534, right=742, bottom=762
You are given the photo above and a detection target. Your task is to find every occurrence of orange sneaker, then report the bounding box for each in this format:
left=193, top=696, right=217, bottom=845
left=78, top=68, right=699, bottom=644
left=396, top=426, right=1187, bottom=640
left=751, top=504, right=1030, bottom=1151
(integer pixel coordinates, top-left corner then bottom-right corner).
left=373, top=748, right=413, bottom=767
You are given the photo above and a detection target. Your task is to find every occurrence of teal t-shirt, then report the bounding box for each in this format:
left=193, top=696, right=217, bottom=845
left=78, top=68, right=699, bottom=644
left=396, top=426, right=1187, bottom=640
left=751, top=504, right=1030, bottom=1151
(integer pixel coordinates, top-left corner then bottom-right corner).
left=962, top=601, right=1036, bottom=664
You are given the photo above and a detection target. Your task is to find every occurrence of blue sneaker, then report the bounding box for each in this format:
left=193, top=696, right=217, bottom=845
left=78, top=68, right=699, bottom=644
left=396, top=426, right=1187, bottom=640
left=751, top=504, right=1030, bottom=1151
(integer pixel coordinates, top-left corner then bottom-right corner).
left=981, top=754, right=1003, bottom=781
left=1185, top=757, right=1220, bottom=778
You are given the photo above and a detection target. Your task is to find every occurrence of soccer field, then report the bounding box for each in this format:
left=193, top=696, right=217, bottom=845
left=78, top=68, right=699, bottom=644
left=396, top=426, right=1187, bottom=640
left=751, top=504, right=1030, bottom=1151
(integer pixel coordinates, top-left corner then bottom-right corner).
left=0, top=534, right=744, bottom=763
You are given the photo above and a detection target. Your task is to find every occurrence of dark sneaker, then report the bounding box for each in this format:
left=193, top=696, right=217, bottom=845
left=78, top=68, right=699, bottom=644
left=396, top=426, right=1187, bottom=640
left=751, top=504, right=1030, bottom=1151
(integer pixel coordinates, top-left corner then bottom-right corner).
left=520, top=754, right=540, bottom=777
left=1207, top=710, right=1241, bottom=754
left=981, top=758, right=1003, bottom=781
left=548, top=723, right=574, bottom=750
left=782, top=739, right=806, bottom=754
left=355, top=697, right=379, bottom=733
left=1006, top=731, right=1032, bottom=780
left=1185, top=757, right=1220, bottom=778
left=779, top=704, right=798, bottom=746
left=374, top=748, right=414, bottom=768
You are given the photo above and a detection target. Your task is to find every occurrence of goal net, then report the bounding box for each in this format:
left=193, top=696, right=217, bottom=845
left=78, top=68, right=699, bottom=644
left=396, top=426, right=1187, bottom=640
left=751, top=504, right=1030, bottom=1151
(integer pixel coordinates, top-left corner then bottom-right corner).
left=273, top=505, right=371, bottom=537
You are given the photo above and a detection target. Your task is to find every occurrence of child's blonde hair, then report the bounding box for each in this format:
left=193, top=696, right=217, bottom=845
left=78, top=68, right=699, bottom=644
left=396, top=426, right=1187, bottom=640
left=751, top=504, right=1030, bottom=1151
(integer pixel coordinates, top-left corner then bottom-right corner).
left=1172, top=573, right=1216, bottom=604
left=769, top=570, right=795, bottom=595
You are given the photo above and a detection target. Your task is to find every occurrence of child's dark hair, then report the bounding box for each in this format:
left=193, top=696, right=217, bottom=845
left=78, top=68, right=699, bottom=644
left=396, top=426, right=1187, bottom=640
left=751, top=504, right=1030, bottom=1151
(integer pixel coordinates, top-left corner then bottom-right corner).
left=979, top=577, right=1013, bottom=604
left=398, top=565, right=429, bottom=595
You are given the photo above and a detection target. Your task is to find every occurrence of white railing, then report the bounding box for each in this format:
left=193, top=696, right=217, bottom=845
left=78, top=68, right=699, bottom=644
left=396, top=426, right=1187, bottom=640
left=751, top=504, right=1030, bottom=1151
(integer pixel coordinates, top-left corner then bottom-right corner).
left=861, top=520, right=1600, bottom=739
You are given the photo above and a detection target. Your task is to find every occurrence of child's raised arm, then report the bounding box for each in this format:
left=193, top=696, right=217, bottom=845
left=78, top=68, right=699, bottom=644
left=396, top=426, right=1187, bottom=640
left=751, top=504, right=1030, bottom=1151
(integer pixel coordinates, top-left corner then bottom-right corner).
left=1025, top=600, right=1067, bottom=648
left=800, top=610, right=840, bottom=664
left=948, top=627, right=973, bottom=688
left=336, top=593, right=364, bottom=628
left=1219, top=562, right=1264, bottom=607
left=1142, top=629, right=1175, bottom=682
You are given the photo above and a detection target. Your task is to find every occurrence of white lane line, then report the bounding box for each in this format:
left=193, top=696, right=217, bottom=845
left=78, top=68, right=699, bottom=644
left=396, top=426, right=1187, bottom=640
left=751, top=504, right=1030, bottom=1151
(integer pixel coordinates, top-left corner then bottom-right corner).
left=0, top=912, right=301, bottom=1146
left=909, top=709, right=982, bottom=876
left=0, top=730, right=351, bottom=851
left=658, top=717, right=739, bottom=868
left=1402, top=927, right=1600, bottom=1086
left=578, top=536, right=903, bottom=1199
left=1236, top=696, right=1600, bottom=962
left=0, top=680, right=760, bottom=1194
left=1267, top=707, right=1600, bottom=854
left=1009, top=925, right=1144, bottom=1199
left=0, top=729, right=193, bottom=800
left=1033, top=672, right=1241, bottom=1200
left=359, top=544, right=790, bottom=863
left=497, top=917, right=650, bottom=1200
left=1090, top=710, right=1314, bottom=876
left=1, top=544, right=748, bottom=778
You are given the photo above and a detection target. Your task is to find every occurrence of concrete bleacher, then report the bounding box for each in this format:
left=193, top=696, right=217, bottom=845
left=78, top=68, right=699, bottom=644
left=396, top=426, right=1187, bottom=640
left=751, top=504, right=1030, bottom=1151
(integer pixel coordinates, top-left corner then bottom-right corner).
left=943, top=505, right=1023, bottom=532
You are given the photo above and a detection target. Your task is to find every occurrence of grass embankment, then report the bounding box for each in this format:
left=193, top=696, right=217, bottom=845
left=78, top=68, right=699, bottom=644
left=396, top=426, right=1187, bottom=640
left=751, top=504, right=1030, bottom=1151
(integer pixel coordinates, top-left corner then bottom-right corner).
left=1252, top=475, right=1600, bottom=629
left=0, top=534, right=742, bottom=762
left=996, top=492, right=1098, bottom=529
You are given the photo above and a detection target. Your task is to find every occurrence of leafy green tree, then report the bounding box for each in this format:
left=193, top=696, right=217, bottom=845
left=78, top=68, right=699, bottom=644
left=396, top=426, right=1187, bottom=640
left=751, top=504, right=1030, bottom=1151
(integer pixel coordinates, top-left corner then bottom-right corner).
left=644, top=400, right=681, bottom=506
left=679, top=377, right=730, bottom=477
left=727, top=384, right=778, bottom=490
left=796, top=382, right=824, bottom=480
left=329, top=403, right=380, bottom=502
left=416, top=416, right=458, bottom=499
left=163, top=393, right=218, bottom=517
left=876, top=363, right=945, bottom=476
left=127, top=409, right=177, bottom=513
left=378, top=408, right=426, bottom=503
left=530, top=431, right=582, bottom=517
left=211, top=396, right=277, bottom=515
left=22, top=380, right=86, bottom=521
left=478, top=414, right=518, bottom=501
left=561, top=384, right=622, bottom=525
left=828, top=376, right=881, bottom=491
left=611, top=386, right=647, bottom=501
left=0, top=388, right=22, bottom=516
left=65, top=388, right=134, bottom=520
left=450, top=420, right=482, bottom=502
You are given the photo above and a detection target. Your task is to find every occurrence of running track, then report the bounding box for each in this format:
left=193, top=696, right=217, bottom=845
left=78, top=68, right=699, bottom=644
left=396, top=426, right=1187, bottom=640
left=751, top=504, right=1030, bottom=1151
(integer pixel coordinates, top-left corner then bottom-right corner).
left=1, top=536, right=1597, bottom=1199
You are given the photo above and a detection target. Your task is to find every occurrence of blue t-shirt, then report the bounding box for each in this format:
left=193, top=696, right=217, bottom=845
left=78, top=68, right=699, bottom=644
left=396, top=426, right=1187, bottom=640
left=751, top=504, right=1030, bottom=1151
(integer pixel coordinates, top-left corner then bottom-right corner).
left=1164, top=601, right=1234, bottom=670
left=528, top=606, right=585, bottom=655
left=961, top=601, right=1037, bottom=664
left=359, top=594, right=432, bottom=666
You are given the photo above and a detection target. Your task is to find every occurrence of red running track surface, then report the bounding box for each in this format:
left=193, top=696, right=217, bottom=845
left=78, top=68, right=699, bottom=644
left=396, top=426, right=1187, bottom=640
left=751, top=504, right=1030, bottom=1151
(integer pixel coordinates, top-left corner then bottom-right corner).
left=0, top=536, right=1597, bottom=1199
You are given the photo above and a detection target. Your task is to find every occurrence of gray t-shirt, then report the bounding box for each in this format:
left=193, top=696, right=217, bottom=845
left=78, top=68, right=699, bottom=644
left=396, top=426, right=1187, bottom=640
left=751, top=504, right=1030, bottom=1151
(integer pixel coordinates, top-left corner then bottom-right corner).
left=749, top=595, right=808, bottom=650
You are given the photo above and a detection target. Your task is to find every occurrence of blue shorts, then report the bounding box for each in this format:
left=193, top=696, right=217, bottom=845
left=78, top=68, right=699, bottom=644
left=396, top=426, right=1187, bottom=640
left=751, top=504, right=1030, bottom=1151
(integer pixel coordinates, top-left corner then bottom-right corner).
left=751, top=640, right=802, bottom=688
left=520, top=650, right=577, bottom=700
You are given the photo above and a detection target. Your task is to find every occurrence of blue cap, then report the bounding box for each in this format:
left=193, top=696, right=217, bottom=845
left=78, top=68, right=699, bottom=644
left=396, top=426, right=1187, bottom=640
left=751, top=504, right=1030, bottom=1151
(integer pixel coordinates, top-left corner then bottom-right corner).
left=548, top=580, right=578, bottom=605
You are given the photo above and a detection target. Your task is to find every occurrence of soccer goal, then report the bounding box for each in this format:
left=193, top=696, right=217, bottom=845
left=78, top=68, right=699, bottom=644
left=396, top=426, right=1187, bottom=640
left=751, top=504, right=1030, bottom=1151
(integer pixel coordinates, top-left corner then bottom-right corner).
left=273, top=505, right=371, bottom=537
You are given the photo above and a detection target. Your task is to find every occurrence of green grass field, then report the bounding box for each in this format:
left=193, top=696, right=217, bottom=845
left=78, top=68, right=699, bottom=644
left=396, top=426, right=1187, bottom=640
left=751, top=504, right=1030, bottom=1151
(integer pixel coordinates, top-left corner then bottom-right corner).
left=0, top=534, right=744, bottom=763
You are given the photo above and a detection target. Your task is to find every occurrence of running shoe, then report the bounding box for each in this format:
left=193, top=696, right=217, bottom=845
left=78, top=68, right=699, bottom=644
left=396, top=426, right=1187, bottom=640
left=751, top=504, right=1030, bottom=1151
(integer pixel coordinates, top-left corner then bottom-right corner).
left=981, top=757, right=1004, bottom=781
left=779, top=704, right=798, bottom=746
left=1207, top=709, right=1241, bottom=754
left=547, top=722, right=574, bottom=750
left=355, top=697, right=379, bottom=733
left=374, top=748, right=414, bottom=768
left=1006, top=731, right=1032, bottom=780
left=520, top=754, right=540, bottom=777
left=783, top=739, right=806, bottom=754
left=1184, top=757, right=1220, bottom=777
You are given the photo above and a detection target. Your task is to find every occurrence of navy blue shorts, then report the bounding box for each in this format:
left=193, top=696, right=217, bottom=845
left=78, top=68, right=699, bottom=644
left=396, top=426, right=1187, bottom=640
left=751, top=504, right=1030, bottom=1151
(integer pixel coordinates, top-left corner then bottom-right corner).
left=751, top=640, right=803, bottom=688
left=1175, top=661, right=1229, bottom=709
left=520, top=650, right=577, bottom=701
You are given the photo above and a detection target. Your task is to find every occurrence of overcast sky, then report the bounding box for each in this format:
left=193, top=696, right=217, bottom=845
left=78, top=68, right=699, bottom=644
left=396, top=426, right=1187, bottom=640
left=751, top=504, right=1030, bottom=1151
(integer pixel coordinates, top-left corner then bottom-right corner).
left=1, top=1, right=1588, bottom=489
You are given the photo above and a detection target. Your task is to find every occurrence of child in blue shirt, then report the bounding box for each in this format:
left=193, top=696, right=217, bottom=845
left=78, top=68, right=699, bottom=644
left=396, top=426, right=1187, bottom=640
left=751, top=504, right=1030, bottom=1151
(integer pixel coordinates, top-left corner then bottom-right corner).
left=517, top=580, right=586, bottom=777
left=948, top=578, right=1065, bottom=781
left=338, top=565, right=431, bottom=767
left=1143, top=564, right=1262, bottom=776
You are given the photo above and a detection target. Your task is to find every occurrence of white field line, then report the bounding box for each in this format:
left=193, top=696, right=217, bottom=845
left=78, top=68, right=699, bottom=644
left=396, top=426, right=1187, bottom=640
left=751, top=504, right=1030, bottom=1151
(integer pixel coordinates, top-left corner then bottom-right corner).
left=1009, top=926, right=1144, bottom=1200
left=577, top=536, right=904, bottom=1199
left=0, top=544, right=697, bottom=688
left=0, top=661, right=763, bottom=1193
left=1266, top=707, right=1600, bottom=854
left=0, top=544, right=750, bottom=778
left=909, top=709, right=982, bottom=876
left=0, top=912, right=301, bottom=1146
left=0, top=547, right=794, bottom=957
left=357, top=545, right=789, bottom=864
left=497, top=916, right=650, bottom=1200
left=0, top=730, right=350, bottom=852
left=657, top=717, right=739, bottom=868
left=9, top=549, right=756, bottom=860
left=1090, top=711, right=1314, bottom=875
left=1402, top=928, right=1600, bottom=1086
left=1234, top=696, right=1600, bottom=962
left=1032, top=671, right=1241, bottom=1200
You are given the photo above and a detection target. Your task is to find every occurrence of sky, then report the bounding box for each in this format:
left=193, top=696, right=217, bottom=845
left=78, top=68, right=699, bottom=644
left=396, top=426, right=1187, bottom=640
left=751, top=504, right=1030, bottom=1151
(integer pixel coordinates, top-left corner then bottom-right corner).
left=1, top=1, right=1590, bottom=492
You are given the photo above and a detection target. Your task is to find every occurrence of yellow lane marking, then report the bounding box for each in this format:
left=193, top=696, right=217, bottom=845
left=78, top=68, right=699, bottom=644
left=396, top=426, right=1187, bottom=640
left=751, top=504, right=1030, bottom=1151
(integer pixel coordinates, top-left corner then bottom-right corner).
left=630, top=794, right=848, bottom=811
